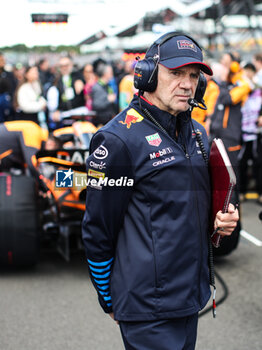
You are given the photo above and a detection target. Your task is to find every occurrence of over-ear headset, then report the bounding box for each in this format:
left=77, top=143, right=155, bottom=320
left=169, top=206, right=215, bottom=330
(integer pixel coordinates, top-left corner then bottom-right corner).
left=195, top=72, right=207, bottom=104
left=134, top=31, right=203, bottom=93
left=134, top=31, right=208, bottom=109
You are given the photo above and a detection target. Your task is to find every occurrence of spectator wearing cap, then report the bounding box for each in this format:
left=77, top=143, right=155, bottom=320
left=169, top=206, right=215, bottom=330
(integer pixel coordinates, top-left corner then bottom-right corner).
left=82, top=32, right=238, bottom=350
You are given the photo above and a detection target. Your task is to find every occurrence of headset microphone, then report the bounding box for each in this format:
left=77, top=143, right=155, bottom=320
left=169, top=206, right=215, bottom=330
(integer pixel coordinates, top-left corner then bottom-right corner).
left=188, top=98, right=207, bottom=110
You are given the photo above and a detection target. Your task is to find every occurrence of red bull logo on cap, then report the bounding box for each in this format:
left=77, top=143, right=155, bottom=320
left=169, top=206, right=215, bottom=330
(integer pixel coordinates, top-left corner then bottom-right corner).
left=119, top=108, right=144, bottom=129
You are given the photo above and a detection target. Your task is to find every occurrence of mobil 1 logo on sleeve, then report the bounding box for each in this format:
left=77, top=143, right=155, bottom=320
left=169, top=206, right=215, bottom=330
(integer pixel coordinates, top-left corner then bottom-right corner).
left=93, top=145, right=108, bottom=160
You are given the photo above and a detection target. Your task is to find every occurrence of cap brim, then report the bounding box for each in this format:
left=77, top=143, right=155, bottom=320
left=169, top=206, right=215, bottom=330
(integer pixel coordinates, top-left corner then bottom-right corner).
left=160, top=57, right=213, bottom=75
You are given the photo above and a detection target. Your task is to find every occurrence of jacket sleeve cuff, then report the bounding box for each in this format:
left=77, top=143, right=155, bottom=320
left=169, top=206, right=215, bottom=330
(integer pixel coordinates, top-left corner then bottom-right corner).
left=98, top=295, right=113, bottom=314
left=87, top=257, right=114, bottom=314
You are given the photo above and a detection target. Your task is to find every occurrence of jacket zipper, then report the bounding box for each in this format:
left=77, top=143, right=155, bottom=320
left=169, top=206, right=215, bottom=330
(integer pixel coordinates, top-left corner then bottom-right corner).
left=141, top=110, right=190, bottom=159
left=143, top=108, right=204, bottom=303
left=181, top=127, right=204, bottom=306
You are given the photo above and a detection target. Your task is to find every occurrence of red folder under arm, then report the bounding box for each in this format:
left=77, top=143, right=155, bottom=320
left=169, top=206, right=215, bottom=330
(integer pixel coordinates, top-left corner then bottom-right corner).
left=209, top=138, right=237, bottom=247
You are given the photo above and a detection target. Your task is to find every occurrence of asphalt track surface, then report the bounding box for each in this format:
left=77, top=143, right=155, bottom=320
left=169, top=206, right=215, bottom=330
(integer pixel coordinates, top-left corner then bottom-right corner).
left=0, top=200, right=261, bottom=350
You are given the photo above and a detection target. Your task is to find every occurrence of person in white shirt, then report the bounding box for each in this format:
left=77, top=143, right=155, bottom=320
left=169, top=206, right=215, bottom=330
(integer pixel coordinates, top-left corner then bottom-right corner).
left=14, top=65, right=46, bottom=125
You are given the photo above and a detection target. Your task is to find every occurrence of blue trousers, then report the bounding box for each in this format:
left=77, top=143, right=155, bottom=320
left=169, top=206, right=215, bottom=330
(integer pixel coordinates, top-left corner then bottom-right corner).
left=119, top=313, right=198, bottom=350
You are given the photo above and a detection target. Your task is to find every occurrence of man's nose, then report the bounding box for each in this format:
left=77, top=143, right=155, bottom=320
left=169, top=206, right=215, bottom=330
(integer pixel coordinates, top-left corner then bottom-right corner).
left=179, top=76, right=192, bottom=89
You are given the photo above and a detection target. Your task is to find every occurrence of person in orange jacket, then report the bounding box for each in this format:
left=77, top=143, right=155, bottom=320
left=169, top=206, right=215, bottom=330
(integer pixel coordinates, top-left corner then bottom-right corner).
left=191, top=71, right=220, bottom=133
left=209, top=58, right=252, bottom=208
left=220, top=51, right=244, bottom=85
left=209, top=58, right=252, bottom=165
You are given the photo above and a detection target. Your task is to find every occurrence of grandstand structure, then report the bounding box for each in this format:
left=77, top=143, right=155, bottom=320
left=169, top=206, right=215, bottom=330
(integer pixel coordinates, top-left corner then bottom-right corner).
left=78, top=0, right=262, bottom=58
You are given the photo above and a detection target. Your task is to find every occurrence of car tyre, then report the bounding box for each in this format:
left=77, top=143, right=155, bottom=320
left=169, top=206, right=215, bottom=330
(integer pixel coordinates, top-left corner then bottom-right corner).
left=0, top=174, right=40, bottom=266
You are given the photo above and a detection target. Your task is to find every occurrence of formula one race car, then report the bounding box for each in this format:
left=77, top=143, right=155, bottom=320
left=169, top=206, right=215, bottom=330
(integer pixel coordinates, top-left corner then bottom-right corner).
left=0, top=119, right=97, bottom=267
left=0, top=117, right=241, bottom=267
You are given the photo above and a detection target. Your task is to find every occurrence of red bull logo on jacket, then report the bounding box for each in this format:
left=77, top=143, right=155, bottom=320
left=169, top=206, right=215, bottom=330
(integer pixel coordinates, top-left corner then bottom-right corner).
left=119, top=108, right=144, bottom=129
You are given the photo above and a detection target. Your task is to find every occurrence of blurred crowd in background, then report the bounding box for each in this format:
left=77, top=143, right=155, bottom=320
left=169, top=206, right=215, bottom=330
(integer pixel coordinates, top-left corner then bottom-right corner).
left=0, top=52, right=137, bottom=128
left=0, top=48, right=261, bottom=203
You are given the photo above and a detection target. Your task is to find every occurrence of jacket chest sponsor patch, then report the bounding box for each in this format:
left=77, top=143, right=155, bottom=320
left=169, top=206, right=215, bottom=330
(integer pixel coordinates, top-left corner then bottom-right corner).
left=152, top=156, right=175, bottom=167
left=148, top=147, right=176, bottom=167
left=145, top=132, right=162, bottom=147
left=149, top=147, right=173, bottom=160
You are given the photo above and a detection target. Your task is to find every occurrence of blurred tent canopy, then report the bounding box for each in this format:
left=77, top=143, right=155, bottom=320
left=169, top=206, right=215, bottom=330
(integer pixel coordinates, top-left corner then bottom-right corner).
left=78, top=0, right=262, bottom=57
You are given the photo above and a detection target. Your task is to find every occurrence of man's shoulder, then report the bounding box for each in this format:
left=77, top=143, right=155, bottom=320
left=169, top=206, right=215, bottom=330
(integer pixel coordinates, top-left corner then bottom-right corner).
left=89, top=110, right=135, bottom=155
left=91, top=106, right=145, bottom=150
left=102, top=106, right=145, bottom=133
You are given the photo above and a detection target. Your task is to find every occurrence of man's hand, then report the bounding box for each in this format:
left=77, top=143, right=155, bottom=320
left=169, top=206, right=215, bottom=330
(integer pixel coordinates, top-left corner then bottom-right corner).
left=214, top=203, right=239, bottom=236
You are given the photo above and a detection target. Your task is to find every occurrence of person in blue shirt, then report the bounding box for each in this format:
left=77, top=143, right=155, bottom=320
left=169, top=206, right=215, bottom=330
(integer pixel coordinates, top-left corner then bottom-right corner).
left=82, top=32, right=239, bottom=350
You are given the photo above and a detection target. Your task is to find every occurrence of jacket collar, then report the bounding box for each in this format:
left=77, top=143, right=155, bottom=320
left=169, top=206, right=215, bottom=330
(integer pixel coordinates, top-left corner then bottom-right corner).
left=130, top=94, right=190, bottom=140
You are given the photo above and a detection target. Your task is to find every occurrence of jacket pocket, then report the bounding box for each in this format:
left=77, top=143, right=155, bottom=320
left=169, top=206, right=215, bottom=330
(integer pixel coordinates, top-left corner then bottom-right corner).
left=152, top=231, right=162, bottom=289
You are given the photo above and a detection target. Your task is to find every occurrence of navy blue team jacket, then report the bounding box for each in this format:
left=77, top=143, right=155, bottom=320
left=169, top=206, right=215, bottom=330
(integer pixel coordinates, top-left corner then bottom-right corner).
left=82, top=94, right=211, bottom=321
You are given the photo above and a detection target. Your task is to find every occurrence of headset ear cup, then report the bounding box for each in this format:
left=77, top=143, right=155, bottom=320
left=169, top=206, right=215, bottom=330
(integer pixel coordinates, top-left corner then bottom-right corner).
left=134, top=58, right=158, bottom=92
left=194, top=73, right=207, bottom=103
